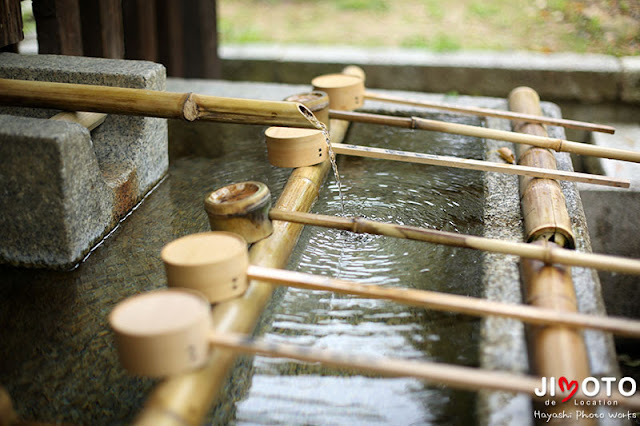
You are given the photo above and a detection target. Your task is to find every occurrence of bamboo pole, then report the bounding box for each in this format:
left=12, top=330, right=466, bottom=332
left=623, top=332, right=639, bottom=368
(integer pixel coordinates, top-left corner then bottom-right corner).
left=330, top=143, right=629, bottom=188
left=510, top=87, right=594, bottom=424
left=208, top=331, right=640, bottom=410
left=268, top=210, right=640, bottom=274
left=0, top=78, right=317, bottom=128
left=329, top=110, right=640, bottom=163
left=246, top=264, right=640, bottom=337
left=361, top=91, right=616, bottom=134
left=133, top=119, right=351, bottom=426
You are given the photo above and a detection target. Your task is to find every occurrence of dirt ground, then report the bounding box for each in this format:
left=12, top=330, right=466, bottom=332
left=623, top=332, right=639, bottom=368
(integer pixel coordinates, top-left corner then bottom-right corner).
left=218, top=0, right=639, bottom=56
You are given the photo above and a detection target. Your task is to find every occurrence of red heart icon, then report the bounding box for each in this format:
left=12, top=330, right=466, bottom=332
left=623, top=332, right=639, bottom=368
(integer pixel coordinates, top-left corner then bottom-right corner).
left=559, top=376, right=579, bottom=402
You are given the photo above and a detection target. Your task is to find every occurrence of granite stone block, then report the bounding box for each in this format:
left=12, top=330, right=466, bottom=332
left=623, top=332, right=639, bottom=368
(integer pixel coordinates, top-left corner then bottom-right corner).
left=0, top=53, right=168, bottom=268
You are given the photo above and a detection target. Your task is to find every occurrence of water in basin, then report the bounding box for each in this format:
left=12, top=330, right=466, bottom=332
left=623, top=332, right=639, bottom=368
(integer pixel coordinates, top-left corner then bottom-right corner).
left=234, top=114, right=486, bottom=425
left=0, top=113, right=487, bottom=425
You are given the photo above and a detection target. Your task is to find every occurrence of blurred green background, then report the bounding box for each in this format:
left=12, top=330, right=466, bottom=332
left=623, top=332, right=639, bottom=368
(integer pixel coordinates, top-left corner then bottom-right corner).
left=217, top=0, right=639, bottom=56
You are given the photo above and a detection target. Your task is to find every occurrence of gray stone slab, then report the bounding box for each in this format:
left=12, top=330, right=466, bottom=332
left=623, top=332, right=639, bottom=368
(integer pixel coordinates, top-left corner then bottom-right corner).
left=621, top=56, right=640, bottom=104
left=0, top=115, right=112, bottom=267
left=219, top=45, right=630, bottom=104
left=0, top=53, right=168, bottom=268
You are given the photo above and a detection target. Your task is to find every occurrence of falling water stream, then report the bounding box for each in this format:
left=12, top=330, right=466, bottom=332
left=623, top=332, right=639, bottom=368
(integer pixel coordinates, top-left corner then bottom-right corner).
left=303, top=110, right=345, bottom=215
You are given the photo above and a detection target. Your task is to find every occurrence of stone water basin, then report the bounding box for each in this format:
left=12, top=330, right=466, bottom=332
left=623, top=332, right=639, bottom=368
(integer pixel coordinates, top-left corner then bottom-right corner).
left=0, top=80, right=618, bottom=425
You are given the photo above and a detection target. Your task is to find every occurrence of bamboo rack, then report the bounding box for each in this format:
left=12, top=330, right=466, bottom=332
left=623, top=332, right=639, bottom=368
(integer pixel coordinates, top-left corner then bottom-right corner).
left=246, top=264, right=640, bottom=337
left=133, top=119, right=351, bottom=426
left=0, top=78, right=318, bottom=129
left=329, top=110, right=640, bottom=163
left=510, top=87, right=594, bottom=423
left=268, top=210, right=640, bottom=275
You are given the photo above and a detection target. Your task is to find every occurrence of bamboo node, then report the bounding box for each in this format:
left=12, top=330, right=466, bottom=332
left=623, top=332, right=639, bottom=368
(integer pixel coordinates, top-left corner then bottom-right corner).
left=352, top=217, right=367, bottom=234
left=182, top=93, right=198, bottom=121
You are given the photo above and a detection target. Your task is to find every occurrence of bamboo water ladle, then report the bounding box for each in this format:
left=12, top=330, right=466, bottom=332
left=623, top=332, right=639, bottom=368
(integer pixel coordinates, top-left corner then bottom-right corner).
left=263, top=125, right=628, bottom=188
left=159, top=230, right=640, bottom=337
left=318, top=65, right=616, bottom=135
left=0, top=78, right=319, bottom=129
left=204, top=181, right=640, bottom=276
left=108, top=288, right=640, bottom=409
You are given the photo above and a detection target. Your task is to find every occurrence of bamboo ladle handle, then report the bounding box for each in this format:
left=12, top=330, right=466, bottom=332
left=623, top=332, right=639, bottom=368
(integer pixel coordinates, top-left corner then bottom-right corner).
left=204, top=182, right=640, bottom=275
left=269, top=209, right=640, bottom=275
left=246, top=264, right=640, bottom=338
left=161, top=231, right=640, bottom=337
left=208, top=331, right=640, bottom=410
left=339, top=65, right=616, bottom=134
left=261, top=125, right=629, bottom=187
left=328, top=110, right=639, bottom=164
left=109, top=288, right=640, bottom=409
left=330, top=142, right=629, bottom=188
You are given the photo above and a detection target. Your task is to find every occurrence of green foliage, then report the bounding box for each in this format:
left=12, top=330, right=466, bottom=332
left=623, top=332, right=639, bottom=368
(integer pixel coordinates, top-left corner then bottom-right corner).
left=21, top=2, right=36, bottom=36
left=431, top=33, right=462, bottom=52
left=219, top=18, right=265, bottom=43
left=468, top=2, right=501, bottom=18
left=401, top=35, right=429, bottom=48
left=422, top=0, right=445, bottom=20
left=218, top=0, right=638, bottom=57
left=401, top=33, right=461, bottom=52
left=332, top=0, right=389, bottom=12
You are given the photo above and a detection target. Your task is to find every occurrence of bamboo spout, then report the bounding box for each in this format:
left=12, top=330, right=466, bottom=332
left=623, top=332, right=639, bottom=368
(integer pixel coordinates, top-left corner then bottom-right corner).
left=0, top=78, right=318, bottom=128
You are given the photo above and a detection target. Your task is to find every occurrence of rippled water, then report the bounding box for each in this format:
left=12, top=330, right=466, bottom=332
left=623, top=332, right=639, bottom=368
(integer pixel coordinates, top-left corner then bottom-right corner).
left=0, top=113, right=487, bottom=425
left=234, top=114, right=486, bottom=426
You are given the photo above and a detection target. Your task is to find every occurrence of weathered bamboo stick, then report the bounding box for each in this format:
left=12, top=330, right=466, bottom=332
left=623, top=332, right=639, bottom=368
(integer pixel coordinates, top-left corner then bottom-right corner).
left=208, top=331, right=640, bottom=410
left=133, top=119, right=351, bottom=426
left=510, top=87, right=594, bottom=424
left=50, top=111, right=107, bottom=130
left=338, top=65, right=614, bottom=134
left=0, top=78, right=317, bottom=128
left=268, top=209, right=640, bottom=275
left=329, top=110, right=639, bottom=163
left=247, top=264, right=640, bottom=337
left=362, top=91, right=616, bottom=134
left=330, top=143, right=628, bottom=188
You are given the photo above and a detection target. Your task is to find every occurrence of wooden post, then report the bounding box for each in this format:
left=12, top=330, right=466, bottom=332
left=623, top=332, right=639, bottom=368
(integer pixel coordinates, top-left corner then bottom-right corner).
left=79, top=0, right=125, bottom=58
left=509, top=88, right=594, bottom=424
left=32, top=0, right=83, bottom=55
left=0, top=0, right=23, bottom=49
left=122, top=0, right=158, bottom=62
left=155, top=0, right=184, bottom=76
left=182, top=0, right=220, bottom=79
